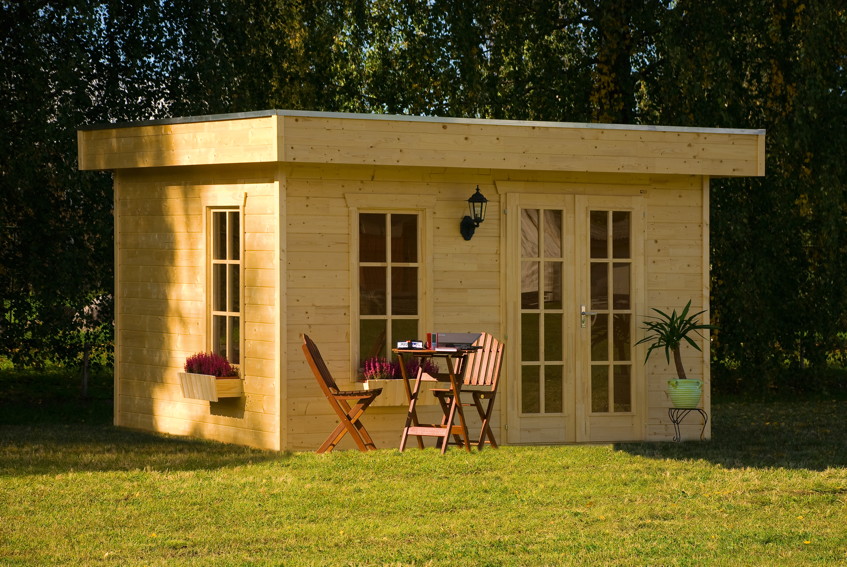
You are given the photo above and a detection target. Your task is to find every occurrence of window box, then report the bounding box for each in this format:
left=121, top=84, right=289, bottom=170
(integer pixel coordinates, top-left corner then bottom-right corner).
left=178, top=372, right=243, bottom=402
left=364, top=378, right=438, bottom=407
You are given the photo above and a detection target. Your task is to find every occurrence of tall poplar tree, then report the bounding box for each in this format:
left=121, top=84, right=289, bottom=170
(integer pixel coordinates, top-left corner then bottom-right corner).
left=647, top=0, right=847, bottom=391
left=0, top=1, right=169, bottom=389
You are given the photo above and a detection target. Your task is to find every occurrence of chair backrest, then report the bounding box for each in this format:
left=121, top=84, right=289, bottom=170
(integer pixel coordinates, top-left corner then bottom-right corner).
left=302, top=334, right=340, bottom=395
left=461, top=332, right=504, bottom=390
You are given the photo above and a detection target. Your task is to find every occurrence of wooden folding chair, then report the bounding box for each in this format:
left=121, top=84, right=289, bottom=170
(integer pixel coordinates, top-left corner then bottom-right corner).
left=432, top=333, right=505, bottom=450
left=302, top=334, right=383, bottom=453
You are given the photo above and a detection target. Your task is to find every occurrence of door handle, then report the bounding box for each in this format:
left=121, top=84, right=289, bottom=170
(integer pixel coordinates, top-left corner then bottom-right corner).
left=580, top=305, right=597, bottom=328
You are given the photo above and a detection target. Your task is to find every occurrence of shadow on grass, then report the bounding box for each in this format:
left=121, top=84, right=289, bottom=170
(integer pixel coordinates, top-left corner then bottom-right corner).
left=0, top=421, right=283, bottom=476
left=616, top=399, right=847, bottom=471
left=0, top=368, right=282, bottom=476
left=0, top=423, right=286, bottom=476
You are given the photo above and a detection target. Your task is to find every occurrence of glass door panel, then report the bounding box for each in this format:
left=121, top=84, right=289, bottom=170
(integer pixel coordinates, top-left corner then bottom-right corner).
left=509, top=194, right=643, bottom=444
left=588, top=210, right=633, bottom=415
left=520, top=208, right=565, bottom=415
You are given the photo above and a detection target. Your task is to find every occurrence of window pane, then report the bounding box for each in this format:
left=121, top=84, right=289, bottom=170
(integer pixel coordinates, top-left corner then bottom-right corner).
left=213, top=264, right=227, bottom=311
left=591, top=366, right=609, bottom=412
left=591, top=313, right=608, bottom=361
left=544, top=365, right=563, bottom=413
left=359, top=213, right=386, bottom=263
left=544, top=262, right=562, bottom=309
left=544, top=313, right=562, bottom=361
left=213, top=315, right=227, bottom=358
left=613, top=314, right=631, bottom=362
left=360, top=267, right=386, bottom=315
left=521, top=365, right=540, bottom=413
left=590, top=263, right=608, bottom=310
left=613, top=263, right=630, bottom=309
left=228, top=211, right=240, bottom=260
left=521, top=261, right=539, bottom=309
left=391, top=214, right=417, bottom=263
left=392, top=319, right=418, bottom=346
left=544, top=210, right=562, bottom=258
left=521, top=209, right=539, bottom=257
left=590, top=211, right=608, bottom=259
left=612, top=211, right=630, bottom=259
left=213, top=212, right=227, bottom=260
left=228, top=316, right=240, bottom=364
left=360, top=319, right=387, bottom=361
left=228, top=265, right=239, bottom=312
left=391, top=267, right=417, bottom=315
left=614, top=365, right=632, bottom=412
left=521, top=313, right=539, bottom=361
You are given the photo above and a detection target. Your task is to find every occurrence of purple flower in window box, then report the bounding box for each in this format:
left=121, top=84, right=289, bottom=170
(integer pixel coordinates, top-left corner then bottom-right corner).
left=184, top=352, right=238, bottom=378
left=361, top=357, right=394, bottom=381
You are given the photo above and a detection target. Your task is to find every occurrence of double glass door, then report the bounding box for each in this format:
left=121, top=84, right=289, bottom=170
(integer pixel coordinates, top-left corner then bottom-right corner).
left=507, top=194, right=644, bottom=443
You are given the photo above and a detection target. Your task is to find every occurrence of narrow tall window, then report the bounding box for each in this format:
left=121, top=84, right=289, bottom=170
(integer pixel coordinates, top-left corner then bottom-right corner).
left=589, top=210, right=632, bottom=413
left=358, top=213, right=419, bottom=362
left=211, top=209, right=241, bottom=364
left=520, top=208, right=565, bottom=414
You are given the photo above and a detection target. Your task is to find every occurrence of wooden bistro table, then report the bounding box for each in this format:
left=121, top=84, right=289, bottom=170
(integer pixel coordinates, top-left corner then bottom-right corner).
left=394, top=347, right=475, bottom=454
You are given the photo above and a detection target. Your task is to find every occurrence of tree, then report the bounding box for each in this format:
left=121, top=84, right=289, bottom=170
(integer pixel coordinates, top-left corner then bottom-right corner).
left=0, top=1, right=171, bottom=392
left=646, top=1, right=847, bottom=392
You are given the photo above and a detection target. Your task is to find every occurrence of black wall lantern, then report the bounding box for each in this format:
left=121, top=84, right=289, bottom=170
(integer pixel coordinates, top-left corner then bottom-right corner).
left=460, top=186, right=488, bottom=240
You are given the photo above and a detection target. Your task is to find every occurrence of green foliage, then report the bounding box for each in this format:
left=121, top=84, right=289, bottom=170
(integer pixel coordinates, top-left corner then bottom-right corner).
left=0, top=2, right=117, bottom=372
left=3, top=1, right=847, bottom=397
left=650, top=2, right=847, bottom=392
left=636, top=301, right=715, bottom=379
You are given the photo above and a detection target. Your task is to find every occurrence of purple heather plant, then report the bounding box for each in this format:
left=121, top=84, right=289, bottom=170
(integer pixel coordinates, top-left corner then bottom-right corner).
left=361, top=357, right=394, bottom=381
left=397, top=358, right=439, bottom=380
left=360, top=356, right=440, bottom=381
left=184, top=352, right=238, bottom=378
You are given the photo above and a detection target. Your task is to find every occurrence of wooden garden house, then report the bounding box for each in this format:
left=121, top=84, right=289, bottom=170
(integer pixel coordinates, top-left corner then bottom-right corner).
left=77, top=110, right=765, bottom=450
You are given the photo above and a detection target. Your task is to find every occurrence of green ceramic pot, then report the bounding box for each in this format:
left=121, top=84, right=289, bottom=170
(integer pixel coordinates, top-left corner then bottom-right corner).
left=667, top=379, right=703, bottom=408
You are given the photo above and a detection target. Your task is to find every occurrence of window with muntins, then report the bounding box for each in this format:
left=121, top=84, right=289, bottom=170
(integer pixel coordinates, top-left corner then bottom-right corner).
left=358, top=212, right=420, bottom=362
left=589, top=210, right=633, bottom=413
left=210, top=209, right=241, bottom=364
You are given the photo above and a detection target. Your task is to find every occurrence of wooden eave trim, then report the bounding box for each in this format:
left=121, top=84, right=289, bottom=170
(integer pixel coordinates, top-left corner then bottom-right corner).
left=78, top=111, right=765, bottom=178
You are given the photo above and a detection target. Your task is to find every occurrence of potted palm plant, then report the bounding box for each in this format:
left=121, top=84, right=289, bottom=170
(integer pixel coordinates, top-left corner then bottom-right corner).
left=178, top=352, right=242, bottom=402
left=635, top=301, right=715, bottom=408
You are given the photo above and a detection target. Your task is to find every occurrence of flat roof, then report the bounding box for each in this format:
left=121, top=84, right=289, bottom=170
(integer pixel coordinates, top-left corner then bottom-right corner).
left=78, top=109, right=766, bottom=177
left=78, top=108, right=765, bottom=137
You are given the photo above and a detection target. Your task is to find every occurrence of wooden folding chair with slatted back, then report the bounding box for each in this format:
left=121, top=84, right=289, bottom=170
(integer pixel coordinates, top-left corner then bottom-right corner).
left=302, top=334, right=383, bottom=453
left=432, top=332, right=505, bottom=450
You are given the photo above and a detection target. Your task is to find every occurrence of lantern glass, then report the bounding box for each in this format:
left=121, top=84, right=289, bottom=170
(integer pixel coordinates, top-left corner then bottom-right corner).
left=468, top=187, right=488, bottom=225
left=460, top=186, right=489, bottom=240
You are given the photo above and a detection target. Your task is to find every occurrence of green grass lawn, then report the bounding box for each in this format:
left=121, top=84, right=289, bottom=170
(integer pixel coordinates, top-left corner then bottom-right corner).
left=1, top=369, right=846, bottom=566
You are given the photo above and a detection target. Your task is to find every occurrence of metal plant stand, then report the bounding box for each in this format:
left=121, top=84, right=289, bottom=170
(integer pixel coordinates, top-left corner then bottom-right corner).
left=668, top=408, right=708, bottom=442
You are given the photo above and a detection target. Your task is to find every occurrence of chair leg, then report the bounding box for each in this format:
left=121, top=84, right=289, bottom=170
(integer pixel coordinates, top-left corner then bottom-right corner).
left=473, top=392, right=498, bottom=449
left=319, top=397, right=378, bottom=453
left=441, top=394, right=459, bottom=455
left=347, top=399, right=379, bottom=450
left=317, top=421, right=352, bottom=453
left=435, top=393, right=465, bottom=449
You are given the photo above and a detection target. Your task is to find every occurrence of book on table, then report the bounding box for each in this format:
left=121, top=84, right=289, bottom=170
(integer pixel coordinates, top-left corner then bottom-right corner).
left=429, top=332, right=481, bottom=351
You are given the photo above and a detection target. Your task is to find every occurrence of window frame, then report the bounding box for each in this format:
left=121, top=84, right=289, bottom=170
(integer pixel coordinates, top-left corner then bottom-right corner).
left=347, top=194, right=434, bottom=383
left=207, top=206, right=244, bottom=365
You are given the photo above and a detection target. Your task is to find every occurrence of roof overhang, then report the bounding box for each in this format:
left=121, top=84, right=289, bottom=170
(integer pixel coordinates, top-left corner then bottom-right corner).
left=78, top=109, right=765, bottom=178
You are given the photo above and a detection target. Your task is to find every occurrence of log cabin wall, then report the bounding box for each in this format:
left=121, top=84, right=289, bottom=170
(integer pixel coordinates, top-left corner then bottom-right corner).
left=77, top=110, right=764, bottom=449
left=112, top=164, right=281, bottom=449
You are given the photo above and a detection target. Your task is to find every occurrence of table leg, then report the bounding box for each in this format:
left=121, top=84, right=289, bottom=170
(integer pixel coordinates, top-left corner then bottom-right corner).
left=399, top=354, right=425, bottom=451
left=441, top=354, right=471, bottom=453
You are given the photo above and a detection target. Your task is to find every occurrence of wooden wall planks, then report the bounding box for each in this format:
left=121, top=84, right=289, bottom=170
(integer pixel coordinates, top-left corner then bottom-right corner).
left=81, top=111, right=763, bottom=449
